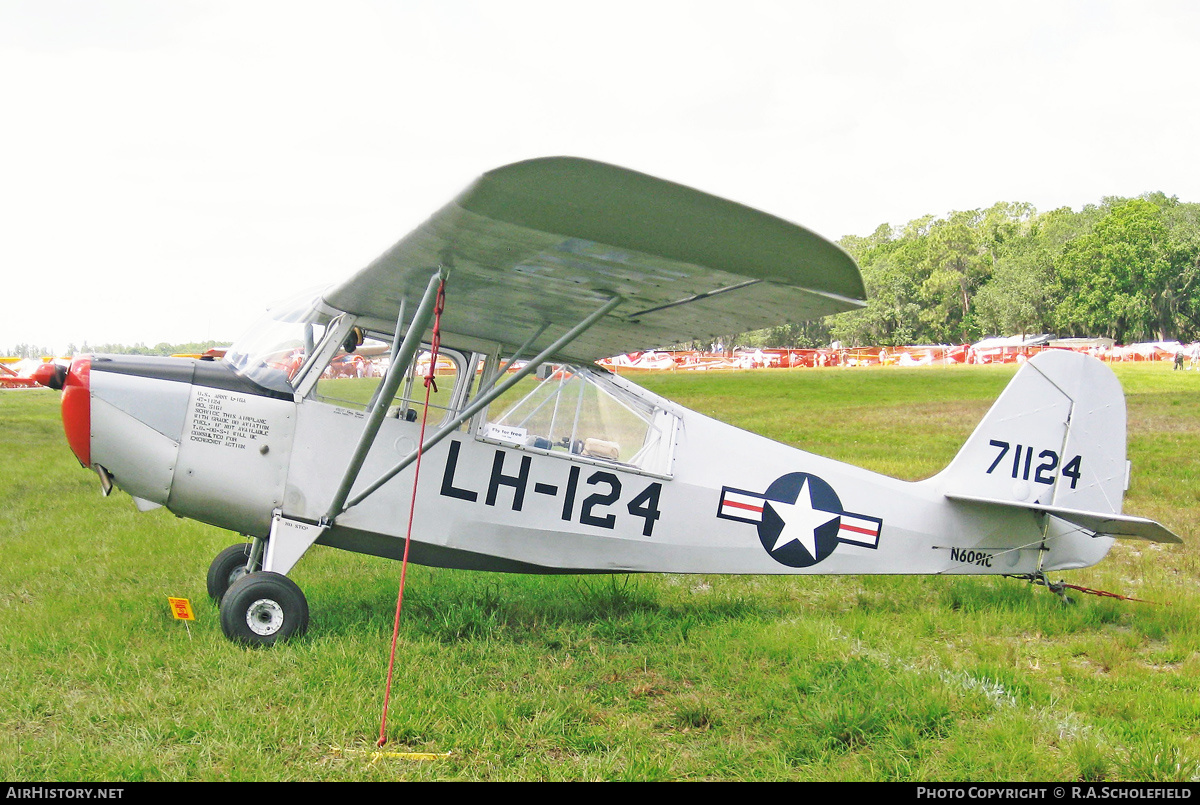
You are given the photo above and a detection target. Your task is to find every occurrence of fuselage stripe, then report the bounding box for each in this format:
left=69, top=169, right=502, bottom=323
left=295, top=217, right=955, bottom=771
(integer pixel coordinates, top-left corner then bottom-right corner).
left=723, top=500, right=764, bottom=513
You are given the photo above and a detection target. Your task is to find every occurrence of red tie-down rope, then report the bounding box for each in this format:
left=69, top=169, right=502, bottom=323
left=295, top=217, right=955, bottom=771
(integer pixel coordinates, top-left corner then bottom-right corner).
left=377, top=277, right=446, bottom=747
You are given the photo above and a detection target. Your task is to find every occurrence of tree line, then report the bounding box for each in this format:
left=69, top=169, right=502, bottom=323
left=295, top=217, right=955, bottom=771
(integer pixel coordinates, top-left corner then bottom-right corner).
left=756, top=192, right=1200, bottom=349
left=5, top=340, right=227, bottom=359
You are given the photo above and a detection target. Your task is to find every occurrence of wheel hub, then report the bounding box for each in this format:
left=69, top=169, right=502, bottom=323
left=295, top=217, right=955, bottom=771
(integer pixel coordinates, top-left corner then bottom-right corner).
left=228, top=565, right=249, bottom=588
left=246, top=598, right=285, bottom=636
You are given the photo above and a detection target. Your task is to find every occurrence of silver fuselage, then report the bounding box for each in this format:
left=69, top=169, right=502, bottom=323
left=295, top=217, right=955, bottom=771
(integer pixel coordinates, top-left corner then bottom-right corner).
left=81, top=349, right=1115, bottom=578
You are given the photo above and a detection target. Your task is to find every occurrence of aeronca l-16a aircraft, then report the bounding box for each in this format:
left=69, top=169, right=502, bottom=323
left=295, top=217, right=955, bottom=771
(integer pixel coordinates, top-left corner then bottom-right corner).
left=35, top=157, right=1183, bottom=646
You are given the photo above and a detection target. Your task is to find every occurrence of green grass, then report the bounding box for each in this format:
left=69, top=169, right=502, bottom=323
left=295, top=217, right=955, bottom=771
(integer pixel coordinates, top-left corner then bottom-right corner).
left=1, top=362, right=1198, bottom=781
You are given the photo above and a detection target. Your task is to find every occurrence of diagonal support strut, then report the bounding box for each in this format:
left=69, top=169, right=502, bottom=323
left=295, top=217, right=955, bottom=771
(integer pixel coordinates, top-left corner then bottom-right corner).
left=323, top=269, right=447, bottom=524
left=340, top=294, right=623, bottom=514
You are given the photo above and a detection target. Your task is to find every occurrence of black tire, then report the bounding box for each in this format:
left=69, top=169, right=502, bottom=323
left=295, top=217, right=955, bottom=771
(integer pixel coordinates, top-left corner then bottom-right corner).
left=206, top=543, right=260, bottom=603
left=219, top=572, right=309, bottom=647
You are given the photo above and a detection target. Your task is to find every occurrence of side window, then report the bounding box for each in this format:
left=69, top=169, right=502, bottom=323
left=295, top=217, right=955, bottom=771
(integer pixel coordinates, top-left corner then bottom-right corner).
left=312, top=344, right=475, bottom=428
left=479, top=363, right=676, bottom=476
left=312, top=335, right=390, bottom=410
left=385, top=349, right=463, bottom=425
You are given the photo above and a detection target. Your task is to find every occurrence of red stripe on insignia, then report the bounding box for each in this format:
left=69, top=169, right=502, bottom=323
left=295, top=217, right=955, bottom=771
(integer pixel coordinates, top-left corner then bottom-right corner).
left=839, top=523, right=878, bottom=536
left=724, top=500, right=764, bottom=513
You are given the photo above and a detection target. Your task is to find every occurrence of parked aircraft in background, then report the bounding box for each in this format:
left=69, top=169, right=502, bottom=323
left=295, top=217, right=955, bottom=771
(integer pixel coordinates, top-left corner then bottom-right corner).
left=1, top=361, right=41, bottom=388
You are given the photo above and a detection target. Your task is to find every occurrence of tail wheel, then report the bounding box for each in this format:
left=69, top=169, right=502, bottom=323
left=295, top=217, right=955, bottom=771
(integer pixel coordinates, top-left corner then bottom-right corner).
left=206, top=543, right=261, bottom=603
left=219, top=572, right=309, bottom=647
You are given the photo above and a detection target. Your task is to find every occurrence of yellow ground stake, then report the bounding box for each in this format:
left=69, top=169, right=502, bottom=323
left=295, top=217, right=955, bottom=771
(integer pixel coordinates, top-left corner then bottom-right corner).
left=331, top=746, right=453, bottom=764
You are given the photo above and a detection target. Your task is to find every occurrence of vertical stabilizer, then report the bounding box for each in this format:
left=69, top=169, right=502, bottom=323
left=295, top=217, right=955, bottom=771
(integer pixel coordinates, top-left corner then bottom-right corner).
left=937, top=350, right=1127, bottom=514
left=934, top=351, right=1132, bottom=569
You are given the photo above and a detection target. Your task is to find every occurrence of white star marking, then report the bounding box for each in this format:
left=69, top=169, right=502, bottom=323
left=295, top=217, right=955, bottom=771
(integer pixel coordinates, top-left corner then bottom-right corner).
left=766, top=478, right=839, bottom=558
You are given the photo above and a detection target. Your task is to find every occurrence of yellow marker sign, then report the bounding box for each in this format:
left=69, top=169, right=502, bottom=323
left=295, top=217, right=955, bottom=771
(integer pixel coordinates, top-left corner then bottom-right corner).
left=168, top=597, right=196, bottom=621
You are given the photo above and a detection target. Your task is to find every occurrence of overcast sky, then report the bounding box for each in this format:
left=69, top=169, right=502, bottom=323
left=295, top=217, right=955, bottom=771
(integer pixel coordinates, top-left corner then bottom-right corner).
left=3, top=0, right=1198, bottom=352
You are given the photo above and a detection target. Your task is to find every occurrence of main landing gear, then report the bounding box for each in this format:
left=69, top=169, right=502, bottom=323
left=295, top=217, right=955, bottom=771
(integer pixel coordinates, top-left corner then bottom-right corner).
left=207, top=542, right=310, bottom=647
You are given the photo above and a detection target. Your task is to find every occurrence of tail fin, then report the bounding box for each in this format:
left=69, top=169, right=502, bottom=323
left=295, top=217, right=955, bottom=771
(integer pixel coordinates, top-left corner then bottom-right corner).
left=940, top=350, right=1127, bottom=513
left=936, top=350, right=1180, bottom=556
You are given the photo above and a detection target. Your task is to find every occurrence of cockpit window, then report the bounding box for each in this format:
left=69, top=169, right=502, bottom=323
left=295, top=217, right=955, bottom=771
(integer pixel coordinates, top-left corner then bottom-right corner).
left=312, top=345, right=472, bottom=428
left=225, top=289, right=331, bottom=394
left=480, top=363, right=676, bottom=476
left=309, top=335, right=390, bottom=409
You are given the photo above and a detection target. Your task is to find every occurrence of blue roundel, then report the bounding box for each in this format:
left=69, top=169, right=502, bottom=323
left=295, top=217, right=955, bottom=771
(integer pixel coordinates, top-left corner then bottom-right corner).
left=757, top=472, right=844, bottom=568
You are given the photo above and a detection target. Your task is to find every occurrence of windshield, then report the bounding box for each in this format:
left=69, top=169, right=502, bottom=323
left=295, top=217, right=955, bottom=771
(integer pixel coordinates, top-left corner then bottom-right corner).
left=225, top=289, right=331, bottom=394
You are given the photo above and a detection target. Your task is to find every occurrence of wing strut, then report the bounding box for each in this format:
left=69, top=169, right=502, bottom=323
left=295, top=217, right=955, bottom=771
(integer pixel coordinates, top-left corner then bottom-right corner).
left=492, top=321, right=551, bottom=386
left=323, top=269, right=448, bottom=525
left=338, top=294, right=624, bottom=515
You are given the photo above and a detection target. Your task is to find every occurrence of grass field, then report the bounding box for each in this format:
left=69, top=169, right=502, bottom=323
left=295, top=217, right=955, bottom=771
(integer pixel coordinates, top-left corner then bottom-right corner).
left=1, top=362, right=1197, bottom=781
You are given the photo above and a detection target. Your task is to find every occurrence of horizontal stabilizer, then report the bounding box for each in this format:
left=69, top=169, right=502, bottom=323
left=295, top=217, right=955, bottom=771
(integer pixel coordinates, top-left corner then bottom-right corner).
left=946, top=493, right=1183, bottom=544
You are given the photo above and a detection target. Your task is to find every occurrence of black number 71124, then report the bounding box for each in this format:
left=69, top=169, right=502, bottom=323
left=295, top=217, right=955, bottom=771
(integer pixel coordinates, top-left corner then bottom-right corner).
left=986, top=440, right=1081, bottom=489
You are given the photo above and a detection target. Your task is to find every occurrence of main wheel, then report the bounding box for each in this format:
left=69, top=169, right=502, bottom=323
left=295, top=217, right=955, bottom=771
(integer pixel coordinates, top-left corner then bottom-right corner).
left=207, top=543, right=261, bottom=603
left=219, top=572, right=309, bottom=647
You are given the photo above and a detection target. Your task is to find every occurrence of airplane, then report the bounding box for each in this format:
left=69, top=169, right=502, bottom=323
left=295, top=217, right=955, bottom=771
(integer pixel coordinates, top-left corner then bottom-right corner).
left=2, top=363, right=39, bottom=388
left=33, top=156, right=1183, bottom=646
left=2, top=358, right=52, bottom=388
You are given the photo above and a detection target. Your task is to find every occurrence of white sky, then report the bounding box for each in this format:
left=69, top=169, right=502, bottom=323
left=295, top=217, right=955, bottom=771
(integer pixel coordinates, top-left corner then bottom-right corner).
left=3, top=0, right=1198, bottom=353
